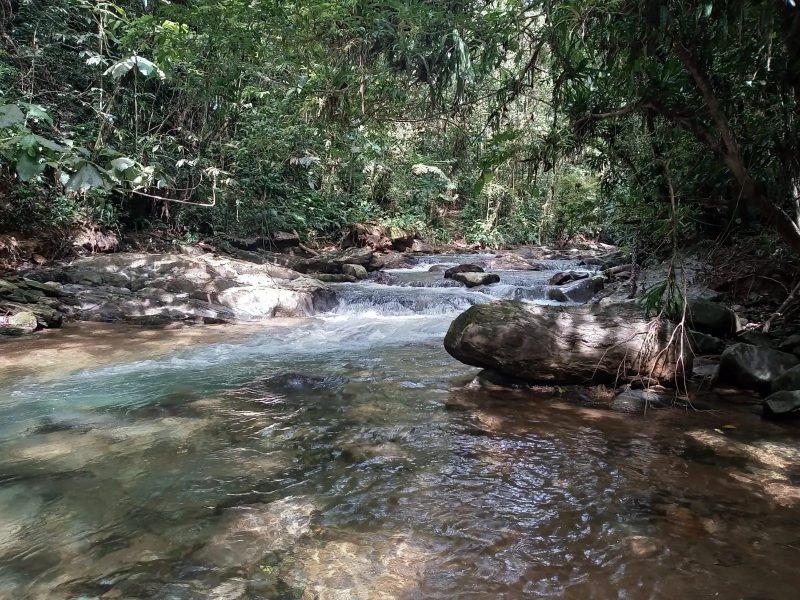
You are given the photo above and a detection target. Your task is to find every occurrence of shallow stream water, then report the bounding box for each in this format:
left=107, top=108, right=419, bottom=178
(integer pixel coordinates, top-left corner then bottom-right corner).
left=1, top=254, right=800, bottom=599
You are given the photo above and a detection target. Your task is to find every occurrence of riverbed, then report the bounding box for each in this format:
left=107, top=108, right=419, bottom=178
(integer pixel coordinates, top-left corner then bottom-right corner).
left=1, top=254, right=799, bottom=599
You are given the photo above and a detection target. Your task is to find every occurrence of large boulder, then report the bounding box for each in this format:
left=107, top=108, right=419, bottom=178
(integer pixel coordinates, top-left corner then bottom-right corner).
left=450, top=272, right=500, bottom=288
left=444, top=302, right=690, bottom=385
left=717, top=343, right=799, bottom=391
left=763, top=390, right=800, bottom=420
left=686, top=299, right=738, bottom=337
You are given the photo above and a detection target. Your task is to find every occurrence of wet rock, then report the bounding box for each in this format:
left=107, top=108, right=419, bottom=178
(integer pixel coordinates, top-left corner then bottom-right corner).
left=549, top=270, right=589, bottom=285
left=686, top=299, right=738, bottom=337
left=427, top=264, right=449, bottom=272
left=342, top=263, right=368, bottom=280
left=312, top=273, right=357, bottom=283
left=444, top=302, right=690, bottom=385
left=450, top=272, right=500, bottom=287
left=611, top=389, right=676, bottom=414
left=688, top=330, right=726, bottom=355
left=771, top=365, right=800, bottom=392
left=443, top=264, right=483, bottom=279
left=562, top=275, right=604, bottom=303
left=332, top=246, right=374, bottom=266
left=283, top=533, right=430, bottom=599
left=763, top=390, right=800, bottom=420
left=717, top=343, right=800, bottom=392
left=263, top=372, right=347, bottom=391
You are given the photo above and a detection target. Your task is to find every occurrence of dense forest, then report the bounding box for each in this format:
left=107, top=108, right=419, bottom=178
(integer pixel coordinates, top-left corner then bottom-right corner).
left=1, top=0, right=798, bottom=257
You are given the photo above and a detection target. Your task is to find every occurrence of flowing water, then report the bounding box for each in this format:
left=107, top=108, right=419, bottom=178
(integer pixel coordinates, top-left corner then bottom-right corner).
left=1, top=254, right=800, bottom=599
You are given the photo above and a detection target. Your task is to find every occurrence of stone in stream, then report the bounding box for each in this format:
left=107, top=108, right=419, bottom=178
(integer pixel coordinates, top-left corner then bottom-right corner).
left=549, top=270, right=590, bottom=285
left=443, top=264, right=483, bottom=279
left=717, top=343, right=799, bottom=392
left=688, top=330, right=726, bottom=356
left=450, top=272, right=500, bottom=288
left=686, top=299, right=738, bottom=337
left=763, top=390, right=800, bottom=420
left=194, top=497, right=316, bottom=568
left=444, top=301, right=690, bottom=385
left=562, top=275, right=604, bottom=302
left=610, top=388, right=677, bottom=414
left=342, top=263, right=368, bottom=280
left=263, top=372, right=348, bottom=391
left=0, top=310, right=38, bottom=335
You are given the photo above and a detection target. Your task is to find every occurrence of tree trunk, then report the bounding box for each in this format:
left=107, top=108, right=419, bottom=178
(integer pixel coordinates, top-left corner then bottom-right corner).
left=444, top=301, right=691, bottom=386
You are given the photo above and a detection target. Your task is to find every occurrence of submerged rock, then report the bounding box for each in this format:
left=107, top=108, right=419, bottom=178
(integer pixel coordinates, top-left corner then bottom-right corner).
left=611, top=389, right=676, bottom=414
left=444, top=302, right=690, bottom=385
left=342, top=263, right=368, bottom=279
left=450, top=272, right=500, bottom=288
left=195, top=497, right=315, bottom=568
left=717, top=343, right=799, bottom=392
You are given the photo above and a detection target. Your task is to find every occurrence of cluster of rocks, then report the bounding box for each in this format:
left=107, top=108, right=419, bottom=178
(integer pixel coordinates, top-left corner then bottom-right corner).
left=0, top=237, right=445, bottom=335
left=1, top=251, right=338, bottom=333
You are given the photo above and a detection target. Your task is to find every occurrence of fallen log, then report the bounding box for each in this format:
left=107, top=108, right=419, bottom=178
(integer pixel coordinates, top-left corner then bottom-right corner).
left=444, top=301, right=691, bottom=386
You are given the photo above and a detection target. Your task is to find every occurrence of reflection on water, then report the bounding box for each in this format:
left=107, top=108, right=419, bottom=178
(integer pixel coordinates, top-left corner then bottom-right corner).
left=0, top=255, right=799, bottom=599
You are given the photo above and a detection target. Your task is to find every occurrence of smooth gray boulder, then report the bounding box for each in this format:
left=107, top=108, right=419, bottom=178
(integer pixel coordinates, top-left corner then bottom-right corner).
left=444, top=302, right=691, bottom=385
left=763, top=390, right=800, bottom=420
left=717, top=343, right=800, bottom=391
left=686, top=299, right=738, bottom=337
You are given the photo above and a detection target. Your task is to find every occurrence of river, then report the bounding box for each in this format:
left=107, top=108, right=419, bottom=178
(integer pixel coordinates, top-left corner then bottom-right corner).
left=1, top=254, right=799, bottom=599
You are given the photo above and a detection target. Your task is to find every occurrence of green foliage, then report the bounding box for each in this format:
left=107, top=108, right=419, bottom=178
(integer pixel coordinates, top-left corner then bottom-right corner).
left=0, top=0, right=797, bottom=260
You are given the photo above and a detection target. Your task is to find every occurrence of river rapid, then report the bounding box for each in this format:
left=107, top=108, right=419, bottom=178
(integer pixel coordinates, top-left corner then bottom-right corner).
left=1, top=254, right=799, bottom=599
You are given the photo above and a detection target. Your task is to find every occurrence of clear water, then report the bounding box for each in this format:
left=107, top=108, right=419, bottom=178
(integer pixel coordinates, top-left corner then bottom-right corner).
left=1, top=254, right=799, bottom=599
